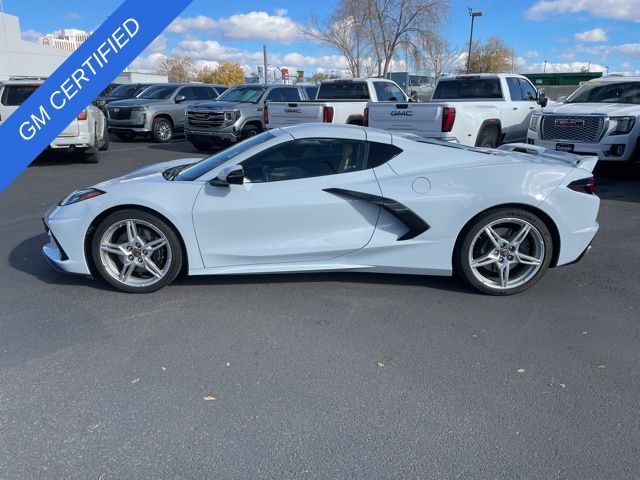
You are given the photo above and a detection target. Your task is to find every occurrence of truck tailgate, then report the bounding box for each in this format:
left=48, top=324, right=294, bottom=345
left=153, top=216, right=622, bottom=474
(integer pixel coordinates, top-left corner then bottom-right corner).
left=267, top=102, right=324, bottom=128
left=367, top=102, right=443, bottom=135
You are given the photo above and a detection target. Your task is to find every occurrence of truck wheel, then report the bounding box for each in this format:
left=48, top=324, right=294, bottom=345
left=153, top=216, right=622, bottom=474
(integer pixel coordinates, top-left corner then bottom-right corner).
left=241, top=125, right=260, bottom=140
left=476, top=127, right=500, bottom=149
left=115, top=132, right=135, bottom=141
left=152, top=118, right=173, bottom=143
left=84, top=131, right=100, bottom=163
left=99, top=122, right=110, bottom=151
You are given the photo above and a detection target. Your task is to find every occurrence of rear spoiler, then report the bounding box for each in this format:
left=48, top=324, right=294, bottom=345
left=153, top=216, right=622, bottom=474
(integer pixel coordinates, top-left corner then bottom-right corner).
left=498, top=143, right=598, bottom=172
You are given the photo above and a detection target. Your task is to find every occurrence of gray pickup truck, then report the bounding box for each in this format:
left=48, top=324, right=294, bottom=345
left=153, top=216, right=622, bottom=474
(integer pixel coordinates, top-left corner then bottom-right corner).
left=107, top=83, right=227, bottom=143
left=184, top=84, right=309, bottom=151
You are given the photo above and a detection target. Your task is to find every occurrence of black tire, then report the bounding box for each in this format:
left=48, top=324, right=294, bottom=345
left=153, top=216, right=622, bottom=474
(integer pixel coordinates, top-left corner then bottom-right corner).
left=476, top=126, right=500, bottom=148
left=90, top=209, right=183, bottom=293
left=191, top=141, right=213, bottom=152
left=241, top=125, right=260, bottom=140
left=115, top=132, right=135, bottom=141
left=99, top=122, right=109, bottom=151
left=152, top=117, right=174, bottom=143
left=454, top=207, right=553, bottom=295
left=84, top=130, right=100, bottom=163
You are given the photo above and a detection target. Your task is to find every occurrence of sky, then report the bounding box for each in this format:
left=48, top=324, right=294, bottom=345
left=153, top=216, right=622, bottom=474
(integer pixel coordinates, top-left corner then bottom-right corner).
left=4, top=0, right=640, bottom=76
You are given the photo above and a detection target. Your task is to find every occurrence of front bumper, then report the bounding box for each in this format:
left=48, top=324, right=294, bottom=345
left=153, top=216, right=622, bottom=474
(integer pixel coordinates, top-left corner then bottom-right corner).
left=42, top=207, right=92, bottom=275
left=527, top=130, right=636, bottom=162
left=108, top=112, right=151, bottom=133
left=185, top=127, right=240, bottom=144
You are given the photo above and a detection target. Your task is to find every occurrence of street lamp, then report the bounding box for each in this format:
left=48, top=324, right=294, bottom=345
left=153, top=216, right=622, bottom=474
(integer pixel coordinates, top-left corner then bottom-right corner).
left=543, top=60, right=548, bottom=73
left=466, top=8, right=483, bottom=74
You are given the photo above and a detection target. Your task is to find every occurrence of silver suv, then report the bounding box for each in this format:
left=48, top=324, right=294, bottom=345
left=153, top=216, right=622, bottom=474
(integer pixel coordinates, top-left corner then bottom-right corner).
left=107, top=83, right=227, bottom=143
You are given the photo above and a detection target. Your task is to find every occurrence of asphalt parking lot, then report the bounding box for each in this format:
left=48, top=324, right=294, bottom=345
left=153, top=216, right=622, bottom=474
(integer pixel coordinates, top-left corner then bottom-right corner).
left=1, top=136, right=639, bottom=480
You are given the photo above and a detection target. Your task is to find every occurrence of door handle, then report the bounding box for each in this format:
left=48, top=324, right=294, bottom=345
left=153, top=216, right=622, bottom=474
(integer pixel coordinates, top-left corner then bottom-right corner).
left=529, top=106, right=535, bottom=110
left=512, top=107, right=518, bottom=110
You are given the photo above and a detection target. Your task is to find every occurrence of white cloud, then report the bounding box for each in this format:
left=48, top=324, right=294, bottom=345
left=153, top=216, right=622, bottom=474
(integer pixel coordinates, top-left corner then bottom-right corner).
left=65, top=12, right=82, bottom=21
left=525, top=0, right=640, bottom=22
left=166, top=11, right=301, bottom=43
left=20, top=29, right=43, bottom=42
left=128, top=52, right=166, bottom=72
left=146, top=35, right=167, bottom=54
left=521, top=60, right=606, bottom=73
left=524, top=50, right=540, bottom=58
left=578, top=43, right=640, bottom=58
left=575, top=27, right=608, bottom=42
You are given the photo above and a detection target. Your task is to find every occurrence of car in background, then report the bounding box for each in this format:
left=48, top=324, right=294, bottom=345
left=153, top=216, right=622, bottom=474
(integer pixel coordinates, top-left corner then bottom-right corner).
left=184, top=83, right=309, bottom=151
left=0, top=80, right=109, bottom=162
left=93, top=83, right=155, bottom=114
left=527, top=76, right=640, bottom=172
left=43, top=124, right=599, bottom=295
left=107, top=83, right=227, bottom=143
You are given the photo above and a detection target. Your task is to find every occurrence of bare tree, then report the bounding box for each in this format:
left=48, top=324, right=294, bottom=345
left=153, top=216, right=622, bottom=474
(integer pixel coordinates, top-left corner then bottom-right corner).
left=414, top=31, right=460, bottom=81
left=461, top=37, right=512, bottom=74
left=155, top=56, right=196, bottom=82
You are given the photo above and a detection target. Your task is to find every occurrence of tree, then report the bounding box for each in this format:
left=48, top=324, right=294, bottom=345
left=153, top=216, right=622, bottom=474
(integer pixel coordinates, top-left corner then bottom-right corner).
left=155, top=55, right=196, bottom=82
left=309, top=72, right=330, bottom=84
left=197, top=62, right=245, bottom=85
left=462, top=37, right=513, bottom=74
left=414, top=31, right=460, bottom=81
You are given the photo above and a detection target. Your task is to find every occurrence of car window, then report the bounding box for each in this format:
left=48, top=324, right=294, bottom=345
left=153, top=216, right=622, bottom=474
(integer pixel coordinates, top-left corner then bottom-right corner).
left=178, top=87, right=196, bottom=100
left=506, top=77, right=523, bottom=101
left=137, top=85, right=178, bottom=99
left=367, top=142, right=403, bottom=168
left=193, top=87, right=212, bottom=100
left=217, top=86, right=265, bottom=103
left=304, top=86, right=318, bottom=99
left=1, top=85, right=39, bottom=106
left=281, top=88, right=301, bottom=101
left=373, top=82, right=406, bottom=101
left=241, top=138, right=368, bottom=183
left=107, top=84, right=139, bottom=99
left=433, top=78, right=503, bottom=99
left=316, top=82, right=370, bottom=100
left=519, top=79, right=538, bottom=101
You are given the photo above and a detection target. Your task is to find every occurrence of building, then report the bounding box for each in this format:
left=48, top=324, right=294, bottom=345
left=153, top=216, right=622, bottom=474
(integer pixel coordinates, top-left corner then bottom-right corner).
left=39, top=28, right=91, bottom=52
left=0, top=12, right=68, bottom=81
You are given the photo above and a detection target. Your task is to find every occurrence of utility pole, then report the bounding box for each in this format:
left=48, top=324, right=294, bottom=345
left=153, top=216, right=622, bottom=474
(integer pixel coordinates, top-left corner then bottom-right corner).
left=466, top=8, right=483, bottom=74
left=263, top=44, right=268, bottom=86
left=543, top=60, right=548, bottom=73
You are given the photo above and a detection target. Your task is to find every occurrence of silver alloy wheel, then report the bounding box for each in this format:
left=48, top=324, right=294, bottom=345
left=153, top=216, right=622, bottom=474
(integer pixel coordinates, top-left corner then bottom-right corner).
left=468, top=217, right=545, bottom=290
left=155, top=120, right=172, bottom=141
left=98, top=219, right=172, bottom=287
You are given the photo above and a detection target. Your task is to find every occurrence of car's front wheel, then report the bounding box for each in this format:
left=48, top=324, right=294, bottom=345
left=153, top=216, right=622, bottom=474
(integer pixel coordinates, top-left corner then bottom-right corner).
left=91, top=209, right=183, bottom=293
left=152, top=117, right=173, bottom=143
left=456, top=208, right=553, bottom=295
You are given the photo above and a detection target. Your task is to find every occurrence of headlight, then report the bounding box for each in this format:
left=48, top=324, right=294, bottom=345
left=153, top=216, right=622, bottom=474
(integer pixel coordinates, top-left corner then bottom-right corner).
left=58, top=188, right=105, bottom=206
left=529, top=113, right=541, bottom=133
left=131, top=106, right=149, bottom=112
left=224, top=110, right=241, bottom=125
left=96, top=99, right=106, bottom=107
left=610, top=116, right=636, bottom=135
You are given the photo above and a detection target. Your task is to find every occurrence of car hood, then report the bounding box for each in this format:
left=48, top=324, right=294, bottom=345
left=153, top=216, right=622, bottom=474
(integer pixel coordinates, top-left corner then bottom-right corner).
left=107, top=98, right=169, bottom=107
left=188, top=101, right=254, bottom=111
left=542, top=102, right=640, bottom=116
left=95, top=158, right=202, bottom=188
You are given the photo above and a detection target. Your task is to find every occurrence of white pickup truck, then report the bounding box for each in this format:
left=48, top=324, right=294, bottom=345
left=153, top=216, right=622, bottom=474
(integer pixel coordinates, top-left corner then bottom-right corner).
left=265, top=78, right=407, bottom=129
left=365, top=74, right=548, bottom=148
left=527, top=76, right=640, bottom=171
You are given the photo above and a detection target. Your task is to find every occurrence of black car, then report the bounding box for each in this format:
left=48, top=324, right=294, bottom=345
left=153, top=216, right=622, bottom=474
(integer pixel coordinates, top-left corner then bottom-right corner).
left=93, top=83, right=155, bottom=114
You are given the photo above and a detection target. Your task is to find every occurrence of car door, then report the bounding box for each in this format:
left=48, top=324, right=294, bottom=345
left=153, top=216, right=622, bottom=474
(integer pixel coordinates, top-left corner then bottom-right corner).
left=504, top=77, right=538, bottom=142
left=174, top=87, right=196, bottom=129
left=191, top=133, right=383, bottom=268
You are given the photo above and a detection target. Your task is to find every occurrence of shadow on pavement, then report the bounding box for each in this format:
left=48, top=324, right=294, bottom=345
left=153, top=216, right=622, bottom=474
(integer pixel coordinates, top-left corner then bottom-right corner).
left=595, top=163, right=640, bottom=203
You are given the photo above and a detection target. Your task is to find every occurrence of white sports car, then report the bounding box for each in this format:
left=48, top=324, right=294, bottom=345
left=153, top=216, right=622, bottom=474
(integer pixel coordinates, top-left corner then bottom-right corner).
left=42, top=124, right=600, bottom=295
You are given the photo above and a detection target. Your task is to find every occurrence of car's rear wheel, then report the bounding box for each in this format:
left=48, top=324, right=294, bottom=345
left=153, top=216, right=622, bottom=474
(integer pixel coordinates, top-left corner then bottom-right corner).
left=99, top=122, right=109, bottom=151
left=152, top=117, right=173, bottom=143
left=91, top=209, right=183, bottom=293
left=476, top=126, right=500, bottom=148
left=456, top=208, right=553, bottom=295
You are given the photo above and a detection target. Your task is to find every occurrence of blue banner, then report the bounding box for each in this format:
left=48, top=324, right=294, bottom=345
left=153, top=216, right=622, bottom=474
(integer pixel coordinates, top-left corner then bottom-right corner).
left=0, top=0, right=193, bottom=191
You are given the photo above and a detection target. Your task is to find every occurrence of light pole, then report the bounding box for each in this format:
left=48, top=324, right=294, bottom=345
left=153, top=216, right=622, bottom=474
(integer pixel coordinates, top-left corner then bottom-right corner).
left=543, top=60, right=548, bottom=73
left=466, top=8, right=483, bottom=74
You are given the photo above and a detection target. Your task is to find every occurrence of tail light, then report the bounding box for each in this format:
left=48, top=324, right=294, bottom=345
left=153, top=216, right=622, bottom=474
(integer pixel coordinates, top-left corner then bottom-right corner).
left=363, top=107, right=369, bottom=127
left=263, top=105, right=269, bottom=125
left=568, top=177, right=596, bottom=194
left=323, top=106, right=334, bottom=123
left=442, top=107, right=455, bottom=132
left=77, top=110, right=88, bottom=121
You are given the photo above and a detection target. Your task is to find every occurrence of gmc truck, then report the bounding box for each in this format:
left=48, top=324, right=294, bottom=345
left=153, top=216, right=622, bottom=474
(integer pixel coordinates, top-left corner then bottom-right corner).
left=184, top=84, right=309, bottom=151
left=365, top=74, right=548, bottom=148
left=264, top=78, right=407, bottom=129
left=527, top=76, right=640, bottom=171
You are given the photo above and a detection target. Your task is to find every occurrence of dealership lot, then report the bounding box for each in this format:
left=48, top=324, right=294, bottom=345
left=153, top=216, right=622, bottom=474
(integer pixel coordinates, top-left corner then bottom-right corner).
left=0, top=138, right=639, bottom=479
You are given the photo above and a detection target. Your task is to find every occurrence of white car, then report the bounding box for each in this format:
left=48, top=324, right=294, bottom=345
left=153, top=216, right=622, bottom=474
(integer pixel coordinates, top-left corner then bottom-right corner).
left=42, top=124, right=599, bottom=295
left=527, top=76, right=640, bottom=171
left=0, top=79, right=108, bottom=162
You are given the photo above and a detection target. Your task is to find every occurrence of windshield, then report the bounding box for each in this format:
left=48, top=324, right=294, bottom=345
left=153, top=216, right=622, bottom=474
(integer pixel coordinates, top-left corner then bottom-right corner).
left=107, top=84, right=140, bottom=99
left=317, top=82, right=369, bottom=100
left=137, top=85, right=177, bottom=100
left=565, top=81, right=640, bottom=104
left=175, top=131, right=276, bottom=181
left=216, top=85, right=266, bottom=103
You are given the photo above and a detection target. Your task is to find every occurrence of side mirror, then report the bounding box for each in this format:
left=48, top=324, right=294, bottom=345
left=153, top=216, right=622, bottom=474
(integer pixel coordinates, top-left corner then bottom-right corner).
left=557, top=95, right=567, bottom=103
left=210, top=165, right=244, bottom=187
left=537, top=88, right=548, bottom=107
left=410, top=90, right=419, bottom=102
left=175, top=95, right=186, bottom=104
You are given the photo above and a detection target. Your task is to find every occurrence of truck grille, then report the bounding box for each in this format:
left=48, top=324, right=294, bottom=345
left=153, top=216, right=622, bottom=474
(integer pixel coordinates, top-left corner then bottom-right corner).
left=540, top=115, right=604, bottom=143
left=187, top=111, right=224, bottom=128
left=108, top=107, right=133, bottom=120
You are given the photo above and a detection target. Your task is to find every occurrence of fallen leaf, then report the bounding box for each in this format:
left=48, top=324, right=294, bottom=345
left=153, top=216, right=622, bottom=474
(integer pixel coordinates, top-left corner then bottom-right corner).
left=559, top=384, right=566, bottom=388
left=131, top=378, right=140, bottom=384
left=597, top=364, right=606, bottom=369
left=582, top=331, right=588, bottom=335
left=202, top=395, right=216, bottom=401
left=160, top=367, right=167, bottom=372
left=516, top=368, right=525, bottom=374
left=377, top=362, right=385, bottom=368
left=225, top=362, right=231, bottom=367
